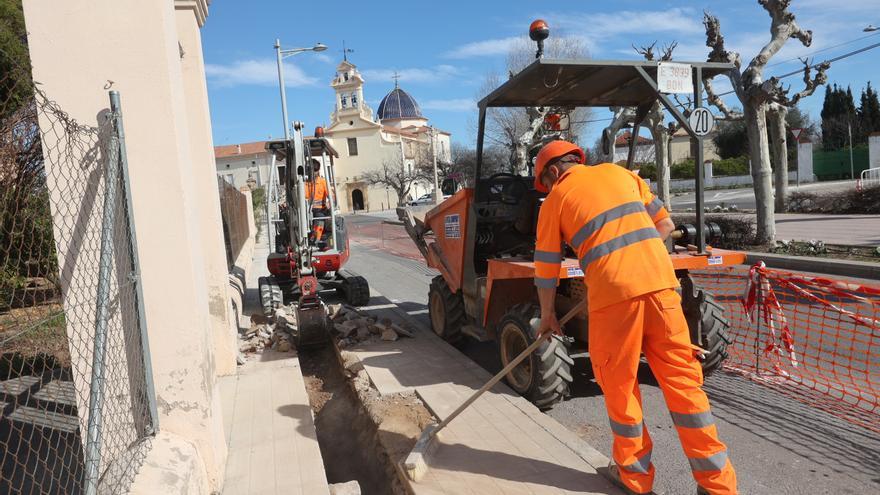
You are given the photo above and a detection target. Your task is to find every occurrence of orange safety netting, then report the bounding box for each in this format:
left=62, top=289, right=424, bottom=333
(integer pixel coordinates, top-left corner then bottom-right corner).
left=692, top=265, right=879, bottom=433
left=348, top=220, right=425, bottom=260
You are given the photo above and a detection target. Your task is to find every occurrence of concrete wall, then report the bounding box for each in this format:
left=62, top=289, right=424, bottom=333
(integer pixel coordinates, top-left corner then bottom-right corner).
left=23, top=0, right=226, bottom=491
left=657, top=155, right=813, bottom=193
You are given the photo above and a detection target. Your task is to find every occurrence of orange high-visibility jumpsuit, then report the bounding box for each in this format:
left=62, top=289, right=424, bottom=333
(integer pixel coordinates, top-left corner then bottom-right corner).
left=305, top=176, right=329, bottom=241
left=534, top=163, right=737, bottom=495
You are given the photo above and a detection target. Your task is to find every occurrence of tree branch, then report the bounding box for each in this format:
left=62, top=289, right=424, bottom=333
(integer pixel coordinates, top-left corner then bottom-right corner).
left=660, top=41, right=678, bottom=61
left=748, top=0, right=813, bottom=81
left=704, top=77, right=743, bottom=120
left=633, top=41, right=657, bottom=61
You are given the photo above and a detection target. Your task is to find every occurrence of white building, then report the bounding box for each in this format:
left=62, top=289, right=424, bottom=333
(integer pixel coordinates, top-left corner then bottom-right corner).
left=214, top=141, right=272, bottom=188
left=324, top=60, right=451, bottom=212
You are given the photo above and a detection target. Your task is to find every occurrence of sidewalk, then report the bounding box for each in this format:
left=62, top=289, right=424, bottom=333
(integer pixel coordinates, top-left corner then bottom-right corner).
left=346, top=299, right=622, bottom=495
left=218, top=227, right=330, bottom=494
left=774, top=213, right=880, bottom=246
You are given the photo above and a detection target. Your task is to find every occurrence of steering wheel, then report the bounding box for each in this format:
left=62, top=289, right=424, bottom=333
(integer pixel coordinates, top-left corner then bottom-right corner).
left=485, top=173, right=528, bottom=205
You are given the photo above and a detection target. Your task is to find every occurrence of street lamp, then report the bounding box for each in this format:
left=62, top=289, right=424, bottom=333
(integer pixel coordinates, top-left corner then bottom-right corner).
left=274, top=39, right=327, bottom=140
left=864, top=24, right=878, bottom=32
left=269, top=39, right=326, bottom=250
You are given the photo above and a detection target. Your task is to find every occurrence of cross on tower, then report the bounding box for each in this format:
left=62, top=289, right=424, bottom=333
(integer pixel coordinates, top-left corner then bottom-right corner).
left=341, top=40, right=354, bottom=62
left=392, top=71, right=401, bottom=88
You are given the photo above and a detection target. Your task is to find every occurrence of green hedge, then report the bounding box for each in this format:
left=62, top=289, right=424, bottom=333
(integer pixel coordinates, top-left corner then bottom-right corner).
left=637, top=156, right=750, bottom=181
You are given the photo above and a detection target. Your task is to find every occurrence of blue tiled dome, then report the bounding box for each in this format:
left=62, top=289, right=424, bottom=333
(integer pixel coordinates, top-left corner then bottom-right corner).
left=377, top=87, right=423, bottom=120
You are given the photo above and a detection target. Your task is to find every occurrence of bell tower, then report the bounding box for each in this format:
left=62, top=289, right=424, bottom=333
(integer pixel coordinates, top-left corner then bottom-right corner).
left=330, top=60, right=372, bottom=124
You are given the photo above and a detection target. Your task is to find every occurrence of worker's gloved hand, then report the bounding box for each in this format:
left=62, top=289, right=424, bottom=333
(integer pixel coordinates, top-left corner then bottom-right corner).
left=537, top=313, right=562, bottom=340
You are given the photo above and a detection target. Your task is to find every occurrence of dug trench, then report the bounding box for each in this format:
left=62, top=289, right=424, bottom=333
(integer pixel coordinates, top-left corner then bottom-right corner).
left=299, top=343, right=433, bottom=494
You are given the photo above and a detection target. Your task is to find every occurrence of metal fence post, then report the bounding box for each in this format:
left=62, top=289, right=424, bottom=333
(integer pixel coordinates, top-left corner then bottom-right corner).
left=83, top=96, right=123, bottom=495
left=110, top=91, right=160, bottom=435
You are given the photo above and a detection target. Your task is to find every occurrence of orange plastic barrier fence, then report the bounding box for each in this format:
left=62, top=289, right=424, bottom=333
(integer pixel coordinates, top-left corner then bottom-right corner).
left=692, top=265, right=879, bottom=433
left=347, top=220, right=424, bottom=260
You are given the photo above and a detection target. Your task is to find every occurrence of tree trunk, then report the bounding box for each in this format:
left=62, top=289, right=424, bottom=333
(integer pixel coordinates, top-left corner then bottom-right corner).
left=769, top=107, right=789, bottom=213
left=650, top=126, right=671, bottom=210
left=745, top=104, right=775, bottom=243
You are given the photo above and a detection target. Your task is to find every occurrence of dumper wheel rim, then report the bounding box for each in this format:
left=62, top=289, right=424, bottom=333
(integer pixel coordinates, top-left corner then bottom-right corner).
left=428, top=276, right=465, bottom=342
left=497, top=303, right=573, bottom=410
left=680, top=275, right=732, bottom=376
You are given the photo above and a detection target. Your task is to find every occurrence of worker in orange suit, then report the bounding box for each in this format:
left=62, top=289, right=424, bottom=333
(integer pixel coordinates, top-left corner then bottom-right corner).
left=532, top=140, right=737, bottom=495
left=305, top=159, right=330, bottom=246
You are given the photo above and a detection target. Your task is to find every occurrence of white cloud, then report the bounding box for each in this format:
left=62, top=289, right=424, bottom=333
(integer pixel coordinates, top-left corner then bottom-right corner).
left=313, top=53, right=334, bottom=64
left=361, top=65, right=463, bottom=84
left=547, top=8, right=703, bottom=41
left=205, top=59, right=317, bottom=88
left=420, top=98, right=476, bottom=112
left=443, top=36, right=521, bottom=59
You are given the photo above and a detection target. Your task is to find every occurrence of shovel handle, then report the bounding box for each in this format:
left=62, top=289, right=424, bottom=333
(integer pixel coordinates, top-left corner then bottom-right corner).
left=433, top=304, right=582, bottom=433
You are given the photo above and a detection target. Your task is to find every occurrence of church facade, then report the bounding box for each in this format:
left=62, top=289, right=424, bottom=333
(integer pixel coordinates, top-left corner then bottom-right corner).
left=324, top=60, right=451, bottom=213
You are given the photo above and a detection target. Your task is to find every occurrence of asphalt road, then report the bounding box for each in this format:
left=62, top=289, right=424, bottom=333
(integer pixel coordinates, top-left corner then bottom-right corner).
left=345, top=213, right=880, bottom=495
left=670, top=179, right=857, bottom=210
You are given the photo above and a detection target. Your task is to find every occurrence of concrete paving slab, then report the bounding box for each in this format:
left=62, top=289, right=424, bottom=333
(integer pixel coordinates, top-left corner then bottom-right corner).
left=32, top=380, right=77, bottom=407
left=0, top=375, right=41, bottom=396
left=346, top=302, right=622, bottom=495
left=220, top=350, right=330, bottom=495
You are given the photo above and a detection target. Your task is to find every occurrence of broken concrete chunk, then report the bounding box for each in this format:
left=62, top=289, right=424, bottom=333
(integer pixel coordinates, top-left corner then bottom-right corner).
left=381, top=328, right=399, bottom=341
left=277, top=340, right=291, bottom=352
left=329, top=480, right=361, bottom=495
left=334, top=323, right=357, bottom=338
left=236, top=352, right=247, bottom=365
left=356, top=327, right=371, bottom=340
left=368, top=325, right=382, bottom=335
left=380, top=317, right=392, bottom=326
left=390, top=322, right=414, bottom=338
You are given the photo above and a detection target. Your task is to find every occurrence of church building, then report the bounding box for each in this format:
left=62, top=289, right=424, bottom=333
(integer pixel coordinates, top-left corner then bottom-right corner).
left=324, top=60, right=452, bottom=212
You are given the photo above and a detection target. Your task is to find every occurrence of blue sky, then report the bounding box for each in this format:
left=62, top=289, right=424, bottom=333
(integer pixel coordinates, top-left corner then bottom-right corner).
left=202, top=0, right=880, bottom=149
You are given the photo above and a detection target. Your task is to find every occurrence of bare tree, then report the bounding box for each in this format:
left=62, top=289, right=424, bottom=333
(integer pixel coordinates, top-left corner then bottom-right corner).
left=362, top=144, right=428, bottom=205
left=703, top=1, right=830, bottom=242
left=601, top=42, right=680, bottom=208
left=477, top=36, right=593, bottom=173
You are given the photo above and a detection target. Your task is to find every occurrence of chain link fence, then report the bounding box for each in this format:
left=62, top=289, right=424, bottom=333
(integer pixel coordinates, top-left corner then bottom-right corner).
left=1, top=44, right=156, bottom=494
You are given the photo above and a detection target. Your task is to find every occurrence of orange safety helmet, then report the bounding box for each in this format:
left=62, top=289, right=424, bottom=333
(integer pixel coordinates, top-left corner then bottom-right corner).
left=533, top=140, right=585, bottom=193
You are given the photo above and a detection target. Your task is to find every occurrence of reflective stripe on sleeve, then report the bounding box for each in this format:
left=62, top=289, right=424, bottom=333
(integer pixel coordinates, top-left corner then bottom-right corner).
left=688, top=450, right=728, bottom=472
left=646, top=198, right=664, bottom=218
left=609, top=419, right=643, bottom=438
left=579, top=227, right=661, bottom=269
left=621, top=450, right=652, bottom=474
left=534, top=250, right=563, bottom=264
left=571, top=201, right=646, bottom=250
left=534, top=277, right=558, bottom=289
left=670, top=410, right=715, bottom=429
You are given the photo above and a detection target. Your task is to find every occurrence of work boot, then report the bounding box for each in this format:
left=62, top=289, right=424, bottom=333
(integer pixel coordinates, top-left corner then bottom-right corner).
left=605, top=462, right=655, bottom=495
left=696, top=487, right=710, bottom=495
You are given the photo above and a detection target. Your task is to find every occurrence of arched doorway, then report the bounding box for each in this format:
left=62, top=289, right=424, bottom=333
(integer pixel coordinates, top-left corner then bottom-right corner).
left=351, top=189, right=365, bottom=211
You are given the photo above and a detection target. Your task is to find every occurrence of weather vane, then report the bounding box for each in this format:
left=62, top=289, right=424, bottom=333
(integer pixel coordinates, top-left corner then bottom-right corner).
left=341, top=40, right=354, bottom=62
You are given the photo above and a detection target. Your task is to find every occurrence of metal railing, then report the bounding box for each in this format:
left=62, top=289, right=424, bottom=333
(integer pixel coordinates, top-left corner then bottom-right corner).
left=857, top=166, right=880, bottom=190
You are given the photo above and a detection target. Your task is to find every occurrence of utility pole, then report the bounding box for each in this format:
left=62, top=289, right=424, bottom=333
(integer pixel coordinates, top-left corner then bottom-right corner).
left=430, top=126, right=440, bottom=203
left=848, top=120, right=855, bottom=180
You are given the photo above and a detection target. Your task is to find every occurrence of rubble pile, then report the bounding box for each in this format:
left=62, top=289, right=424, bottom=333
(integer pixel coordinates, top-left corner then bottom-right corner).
left=238, top=310, right=296, bottom=364
left=329, top=304, right=415, bottom=348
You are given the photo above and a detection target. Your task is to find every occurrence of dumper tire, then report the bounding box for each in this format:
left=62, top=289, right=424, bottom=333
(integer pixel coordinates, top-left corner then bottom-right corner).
left=681, top=276, right=732, bottom=376
left=497, top=303, right=573, bottom=410
left=428, top=276, right=466, bottom=342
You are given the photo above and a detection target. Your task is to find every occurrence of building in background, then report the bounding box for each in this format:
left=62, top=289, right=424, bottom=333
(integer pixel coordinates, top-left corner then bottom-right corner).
left=214, top=141, right=271, bottom=187
left=324, top=60, right=451, bottom=212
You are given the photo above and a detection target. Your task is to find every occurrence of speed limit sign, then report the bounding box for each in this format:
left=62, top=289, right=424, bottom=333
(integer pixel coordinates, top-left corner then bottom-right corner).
left=688, top=107, right=715, bottom=137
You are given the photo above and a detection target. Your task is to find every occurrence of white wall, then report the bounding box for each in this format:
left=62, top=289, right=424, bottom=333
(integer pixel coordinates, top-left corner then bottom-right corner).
left=216, top=152, right=272, bottom=188
left=869, top=134, right=880, bottom=170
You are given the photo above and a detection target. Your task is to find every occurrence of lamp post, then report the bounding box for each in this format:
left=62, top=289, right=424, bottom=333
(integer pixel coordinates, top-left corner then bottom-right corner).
left=269, top=39, right=327, bottom=249
left=864, top=24, right=878, bottom=32
left=429, top=126, right=440, bottom=203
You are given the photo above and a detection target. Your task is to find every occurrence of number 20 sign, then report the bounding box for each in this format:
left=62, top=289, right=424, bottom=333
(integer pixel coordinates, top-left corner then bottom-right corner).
left=688, top=108, right=715, bottom=138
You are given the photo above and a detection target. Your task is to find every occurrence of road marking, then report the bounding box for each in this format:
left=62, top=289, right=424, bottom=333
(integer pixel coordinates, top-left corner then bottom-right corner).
left=407, top=309, right=429, bottom=315
left=359, top=303, right=398, bottom=310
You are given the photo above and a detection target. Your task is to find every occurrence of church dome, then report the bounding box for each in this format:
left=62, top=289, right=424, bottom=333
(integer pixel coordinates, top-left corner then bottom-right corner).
left=377, top=87, right=424, bottom=120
